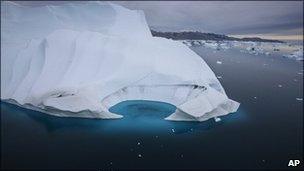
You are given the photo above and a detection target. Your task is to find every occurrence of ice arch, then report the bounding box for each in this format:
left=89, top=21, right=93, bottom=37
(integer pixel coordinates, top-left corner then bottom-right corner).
left=101, top=84, right=238, bottom=122
left=102, top=84, right=206, bottom=120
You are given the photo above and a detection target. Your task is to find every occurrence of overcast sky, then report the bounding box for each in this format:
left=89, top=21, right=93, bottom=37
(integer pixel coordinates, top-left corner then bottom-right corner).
left=11, top=1, right=304, bottom=39
left=116, top=1, right=303, bottom=39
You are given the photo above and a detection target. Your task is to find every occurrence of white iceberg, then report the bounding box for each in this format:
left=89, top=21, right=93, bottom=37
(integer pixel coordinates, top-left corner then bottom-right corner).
left=216, top=61, right=223, bottom=64
left=204, top=41, right=219, bottom=49
left=181, top=40, right=193, bottom=47
left=1, top=1, right=239, bottom=122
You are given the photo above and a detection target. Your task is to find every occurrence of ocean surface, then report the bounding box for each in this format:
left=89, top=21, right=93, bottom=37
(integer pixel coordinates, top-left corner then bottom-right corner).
left=1, top=46, right=303, bottom=169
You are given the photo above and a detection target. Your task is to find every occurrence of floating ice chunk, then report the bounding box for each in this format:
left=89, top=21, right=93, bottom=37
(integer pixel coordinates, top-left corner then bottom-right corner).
left=283, top=49, right=304, bottom=61
left=182, top=40, right=193, bottom=47
left=216, top=61, right=222, bottom=64
left=246, top=47, right=255, bottom=51
left=278, top=84, right=283, bottom=88
left=214, top=117, right=221, bottom=122
left=219, top=42, right=231, bottom=50
left=193, top=40, right=202, bottom=46
left=296, top=98, right=303, bottom=101
left=204, top=41, right=219, bottom=49
left=216, top=76, right=222, bottom=79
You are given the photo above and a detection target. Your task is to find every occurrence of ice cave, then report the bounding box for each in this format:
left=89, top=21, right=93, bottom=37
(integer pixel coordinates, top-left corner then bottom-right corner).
left=1, top=1, right=240, bottom=121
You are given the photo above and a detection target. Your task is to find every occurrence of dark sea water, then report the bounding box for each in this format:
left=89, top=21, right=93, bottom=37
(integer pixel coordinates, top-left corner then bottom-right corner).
left=1, top=47, right=303, bottom=170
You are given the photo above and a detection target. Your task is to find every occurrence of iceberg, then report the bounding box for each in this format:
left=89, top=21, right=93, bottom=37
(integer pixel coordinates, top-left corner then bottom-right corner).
left=1, top=1, right=239, bottom=121
left=283, top=49, right=304, bottom=61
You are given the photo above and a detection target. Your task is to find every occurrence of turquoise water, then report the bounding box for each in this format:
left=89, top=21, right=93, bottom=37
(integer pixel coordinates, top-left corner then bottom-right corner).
left=109, top=100, right=176, bottom=122
left=108, top=100, right=178, bottom=132
left=107, top=100, right=243, bottom=133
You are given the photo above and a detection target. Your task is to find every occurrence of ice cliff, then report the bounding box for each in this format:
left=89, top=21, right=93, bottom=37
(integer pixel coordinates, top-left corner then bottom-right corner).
left=1, top=1, right=239, bottom=121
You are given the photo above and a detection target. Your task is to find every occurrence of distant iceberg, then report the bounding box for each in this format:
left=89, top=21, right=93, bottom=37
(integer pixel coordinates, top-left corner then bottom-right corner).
left=1, top=1, right=239, bottom=121
left=283, top=49, right=304, bottom=61
left=182, top=39, right=303, bottom=61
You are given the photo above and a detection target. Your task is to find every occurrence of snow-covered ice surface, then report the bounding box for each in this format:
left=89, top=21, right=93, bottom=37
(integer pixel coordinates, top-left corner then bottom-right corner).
left=1, top=2, right=239, bottom=121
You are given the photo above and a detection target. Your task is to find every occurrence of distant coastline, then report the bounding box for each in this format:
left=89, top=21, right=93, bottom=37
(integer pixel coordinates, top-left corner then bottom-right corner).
left=151, top=30, right=284, bottom=43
